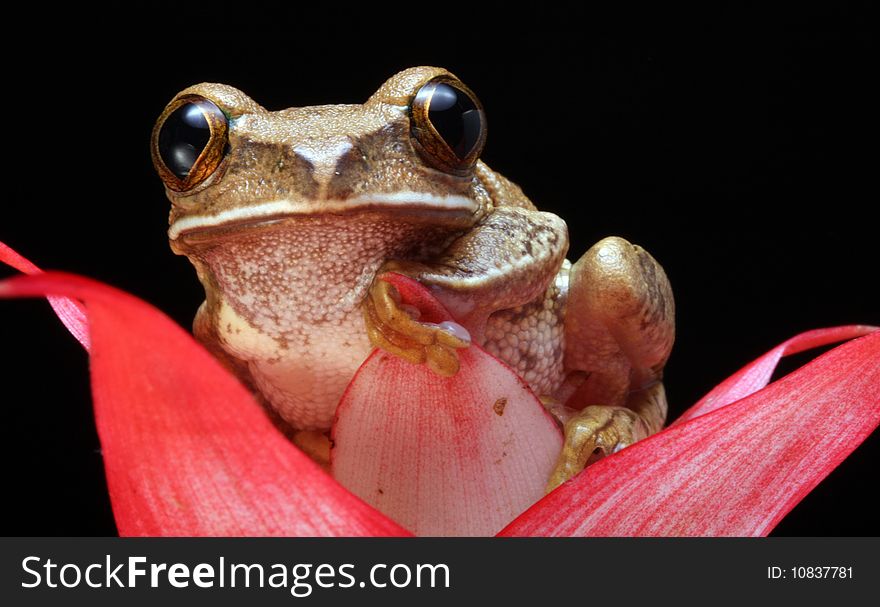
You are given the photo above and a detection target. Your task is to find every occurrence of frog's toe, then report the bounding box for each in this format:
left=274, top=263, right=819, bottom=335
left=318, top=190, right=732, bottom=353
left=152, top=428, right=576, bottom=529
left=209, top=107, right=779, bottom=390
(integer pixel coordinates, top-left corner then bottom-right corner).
left=425, top=343, right=461, bottom=376
left=363, top=278, right=469, bottom=376
left=363, top=299, right=426, bottom=364
left=546, top=405, right=647, bottom=493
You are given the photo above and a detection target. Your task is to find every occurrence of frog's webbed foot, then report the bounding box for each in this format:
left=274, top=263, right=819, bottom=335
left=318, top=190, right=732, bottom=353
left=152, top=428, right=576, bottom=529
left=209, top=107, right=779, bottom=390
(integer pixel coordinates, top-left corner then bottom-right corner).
left=547, top=405, right=645, bottom=493
left=546, top=382, right=667, bottom=493
left=363, top=269, right=470, bottom=376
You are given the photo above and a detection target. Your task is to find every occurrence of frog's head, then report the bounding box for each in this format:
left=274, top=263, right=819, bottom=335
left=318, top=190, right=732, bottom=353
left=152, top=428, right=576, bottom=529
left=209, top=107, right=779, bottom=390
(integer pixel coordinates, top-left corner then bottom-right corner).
left=152, top=66, right=492, bottom=251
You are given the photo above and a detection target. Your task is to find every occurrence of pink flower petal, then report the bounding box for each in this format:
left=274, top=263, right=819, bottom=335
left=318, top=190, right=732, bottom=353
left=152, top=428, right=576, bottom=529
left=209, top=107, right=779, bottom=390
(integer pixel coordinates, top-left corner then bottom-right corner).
left=6, top=241, right=875, bottom=538
left=500, top=328, right=879, bottom=536
left=1, top=241, right=90, bottom=349
left=331, top=273, right=563, bottom=536
left=0, top=271, right=409, bottom=537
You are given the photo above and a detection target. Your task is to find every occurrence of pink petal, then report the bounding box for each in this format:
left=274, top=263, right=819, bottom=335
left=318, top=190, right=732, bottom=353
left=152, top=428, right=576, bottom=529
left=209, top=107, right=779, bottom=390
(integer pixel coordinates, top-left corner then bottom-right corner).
left=500, top=329, right=879, bottom=536
left=0, top=271, right=409, bottom=537
left=331, top=273, right=563, bottom=536
left=1, top=241, right=90, bottom=349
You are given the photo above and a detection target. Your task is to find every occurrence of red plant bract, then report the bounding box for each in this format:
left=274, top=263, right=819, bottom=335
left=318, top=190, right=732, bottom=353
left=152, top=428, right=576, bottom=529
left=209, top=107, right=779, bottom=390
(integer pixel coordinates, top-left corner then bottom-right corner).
left=501, top=325, right=879, bottom=536
left=0, top=265, right=407, bottom=536
left=1, top=241, right=877, bottom=536
left=332, top=273, right=563, bottom=536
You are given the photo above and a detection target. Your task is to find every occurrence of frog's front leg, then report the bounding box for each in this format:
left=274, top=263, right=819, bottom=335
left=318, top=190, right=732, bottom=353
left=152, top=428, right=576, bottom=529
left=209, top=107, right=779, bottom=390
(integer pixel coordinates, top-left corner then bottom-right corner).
left=548, top=236, right=675, bottom=492
left=363, top=275, right=472, bottom=376
left=362, top=206, right=568, bottom=374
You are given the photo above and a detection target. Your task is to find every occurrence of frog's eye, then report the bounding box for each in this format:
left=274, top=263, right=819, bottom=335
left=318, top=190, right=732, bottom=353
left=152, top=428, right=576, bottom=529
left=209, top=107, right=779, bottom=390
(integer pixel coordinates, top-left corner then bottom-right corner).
left=410, top=77, right=486, bottom=173
left=151, top=95, right=229, bottom=192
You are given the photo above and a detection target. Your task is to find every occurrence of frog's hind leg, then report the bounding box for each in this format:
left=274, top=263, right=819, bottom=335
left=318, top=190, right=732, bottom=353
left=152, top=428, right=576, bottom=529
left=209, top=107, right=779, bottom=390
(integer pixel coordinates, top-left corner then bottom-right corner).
left=549, top=236, right=674, bottom=492
left=547, top=383, right=668, bottom=492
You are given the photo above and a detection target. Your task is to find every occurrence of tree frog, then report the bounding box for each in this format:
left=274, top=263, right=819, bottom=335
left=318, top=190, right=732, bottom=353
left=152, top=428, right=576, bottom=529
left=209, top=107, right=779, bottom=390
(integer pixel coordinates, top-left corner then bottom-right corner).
left=151, top=67, right=675, bottom=490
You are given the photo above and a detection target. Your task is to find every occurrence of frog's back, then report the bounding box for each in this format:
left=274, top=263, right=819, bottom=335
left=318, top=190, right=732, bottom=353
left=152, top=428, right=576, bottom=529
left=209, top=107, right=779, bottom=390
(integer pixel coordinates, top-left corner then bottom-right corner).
left=475, top=161, right=537, bottom=211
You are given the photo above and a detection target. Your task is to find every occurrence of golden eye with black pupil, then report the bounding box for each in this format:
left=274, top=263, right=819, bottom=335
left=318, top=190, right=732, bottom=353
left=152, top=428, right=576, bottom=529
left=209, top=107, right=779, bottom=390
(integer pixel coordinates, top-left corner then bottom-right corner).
left=410, top=77, right=486, bottom=173
left=151, top=95, right=228, bottom=192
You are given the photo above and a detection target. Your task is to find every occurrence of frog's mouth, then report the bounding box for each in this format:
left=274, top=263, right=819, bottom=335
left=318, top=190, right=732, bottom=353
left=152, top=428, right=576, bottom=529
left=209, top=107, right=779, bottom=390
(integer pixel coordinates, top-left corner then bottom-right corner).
left=169, top=193, right=480, bottom=242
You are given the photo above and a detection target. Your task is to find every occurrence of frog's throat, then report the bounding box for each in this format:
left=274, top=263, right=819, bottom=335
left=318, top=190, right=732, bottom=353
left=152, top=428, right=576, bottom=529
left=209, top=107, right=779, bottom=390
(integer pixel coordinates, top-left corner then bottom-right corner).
left=168, top=193, right=479, bottom=241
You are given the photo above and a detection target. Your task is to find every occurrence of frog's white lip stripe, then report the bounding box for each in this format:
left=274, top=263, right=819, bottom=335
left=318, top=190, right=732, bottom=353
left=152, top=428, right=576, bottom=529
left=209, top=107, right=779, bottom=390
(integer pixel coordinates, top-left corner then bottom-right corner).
left=168, top=193, right=478, bottom=240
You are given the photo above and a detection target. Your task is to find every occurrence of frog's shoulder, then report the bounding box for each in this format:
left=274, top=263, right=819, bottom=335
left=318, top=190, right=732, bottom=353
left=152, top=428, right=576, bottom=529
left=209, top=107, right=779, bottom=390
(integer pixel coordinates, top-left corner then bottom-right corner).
left=475, top=161, right=536, bottom=211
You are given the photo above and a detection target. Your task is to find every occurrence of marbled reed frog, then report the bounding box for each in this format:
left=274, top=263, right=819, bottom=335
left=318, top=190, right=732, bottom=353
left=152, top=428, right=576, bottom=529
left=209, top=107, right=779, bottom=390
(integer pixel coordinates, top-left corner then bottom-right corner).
left=151, top=67, right=675, bottom=489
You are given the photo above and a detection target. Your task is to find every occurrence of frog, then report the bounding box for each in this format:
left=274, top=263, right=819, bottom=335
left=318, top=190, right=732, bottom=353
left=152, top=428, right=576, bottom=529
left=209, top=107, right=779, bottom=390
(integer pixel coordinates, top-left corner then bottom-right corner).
left=151, top=66, right=675, bottom=491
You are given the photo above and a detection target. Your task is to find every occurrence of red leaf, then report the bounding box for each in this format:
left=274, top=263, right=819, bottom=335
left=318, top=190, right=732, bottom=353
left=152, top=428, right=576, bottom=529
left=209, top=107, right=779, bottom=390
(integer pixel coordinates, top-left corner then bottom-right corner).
left=675, top=325, right=878, bottom=424
left=0, top=271, right=409, bottom=537
left=1, top=241, right=90, bottom=349
left=500, top=329, right=879, bottom=536
left=331, top=273, right=563, bottom=536
left=6, top=242, right=876, bottom=538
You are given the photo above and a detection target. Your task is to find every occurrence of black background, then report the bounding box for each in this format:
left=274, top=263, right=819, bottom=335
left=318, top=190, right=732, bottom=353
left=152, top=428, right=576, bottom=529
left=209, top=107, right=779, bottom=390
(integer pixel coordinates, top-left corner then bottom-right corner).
left=1, top=4, right=876, bottom=535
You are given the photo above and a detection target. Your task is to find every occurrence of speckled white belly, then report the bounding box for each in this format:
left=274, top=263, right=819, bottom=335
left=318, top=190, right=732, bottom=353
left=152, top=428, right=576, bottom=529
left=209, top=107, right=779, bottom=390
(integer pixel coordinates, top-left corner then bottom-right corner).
left=215, top=298, right=372, bottom=430
left=194, top=215, right=460, bottom=431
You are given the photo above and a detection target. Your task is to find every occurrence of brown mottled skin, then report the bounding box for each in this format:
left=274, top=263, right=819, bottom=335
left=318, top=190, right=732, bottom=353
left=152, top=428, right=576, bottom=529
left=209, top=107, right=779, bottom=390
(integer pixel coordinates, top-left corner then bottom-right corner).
left=153, top=67, right=675, bottom=488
